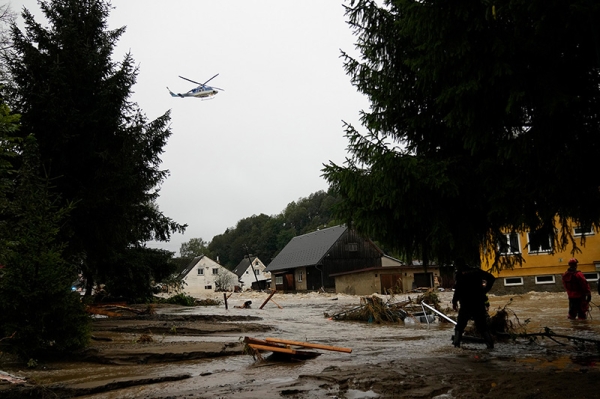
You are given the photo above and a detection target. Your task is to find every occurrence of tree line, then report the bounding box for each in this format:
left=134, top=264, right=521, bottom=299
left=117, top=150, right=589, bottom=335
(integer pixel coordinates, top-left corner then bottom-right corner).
left=179, top=190, right=343, bottom=269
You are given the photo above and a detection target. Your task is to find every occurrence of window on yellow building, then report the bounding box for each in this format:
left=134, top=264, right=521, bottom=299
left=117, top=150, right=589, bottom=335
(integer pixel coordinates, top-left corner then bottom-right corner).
left=583, top=272, right=599, bottom=282
left=535, top=275, right=555, bottom=284
left=499, top=233, right=521, bottom=255
left=574, top=225, right=594, bottom=236
left=527, top=230, right=552, bottom=254
left=504, top=277, right=523, bottom=286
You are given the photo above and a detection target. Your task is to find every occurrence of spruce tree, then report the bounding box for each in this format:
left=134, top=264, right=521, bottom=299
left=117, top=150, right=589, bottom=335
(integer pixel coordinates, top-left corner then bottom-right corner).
left=7, top=0, right=185, bottom=296
left=323, top=0, right=600, bottom=270
left=0, top=132, right=90, bottom=359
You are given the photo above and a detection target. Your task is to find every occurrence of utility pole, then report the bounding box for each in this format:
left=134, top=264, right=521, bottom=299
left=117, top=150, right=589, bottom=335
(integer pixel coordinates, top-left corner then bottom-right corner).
left=243, top=244, right=260, bottom=285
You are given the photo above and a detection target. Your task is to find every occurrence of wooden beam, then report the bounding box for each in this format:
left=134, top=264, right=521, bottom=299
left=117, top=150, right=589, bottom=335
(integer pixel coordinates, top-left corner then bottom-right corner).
left=259, top=290, right=277, bottom=309
left=248, top=343, right=297, bottom=355
left=270, top=298, right=284, bottom=309
left=265, top=338, right=352, bottom=353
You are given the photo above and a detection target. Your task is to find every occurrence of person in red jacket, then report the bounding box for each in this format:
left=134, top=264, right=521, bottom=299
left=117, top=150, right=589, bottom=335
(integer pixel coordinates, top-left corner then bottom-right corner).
left=562, top=258, right=591, bottom=320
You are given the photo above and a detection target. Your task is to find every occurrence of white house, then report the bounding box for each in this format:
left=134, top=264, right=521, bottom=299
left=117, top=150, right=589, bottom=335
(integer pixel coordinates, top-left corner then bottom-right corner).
left=232, top=256, right=271, bottom=291
left=178, top=255, right=237, bottom=296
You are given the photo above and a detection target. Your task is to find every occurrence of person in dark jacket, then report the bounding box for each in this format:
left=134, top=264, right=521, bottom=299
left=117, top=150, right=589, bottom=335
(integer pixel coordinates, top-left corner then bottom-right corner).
left=452, top=263, right=496, bottom=349
left=562, top=258, right=591, bottom=320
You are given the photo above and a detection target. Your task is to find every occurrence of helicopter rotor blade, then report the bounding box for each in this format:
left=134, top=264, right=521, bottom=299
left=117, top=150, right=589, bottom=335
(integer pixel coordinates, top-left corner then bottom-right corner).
left=211, top=86, right=224, bottom=91
left=178, top=76, right=203, bottom=86
left=202, top=73, right=219, bottom=86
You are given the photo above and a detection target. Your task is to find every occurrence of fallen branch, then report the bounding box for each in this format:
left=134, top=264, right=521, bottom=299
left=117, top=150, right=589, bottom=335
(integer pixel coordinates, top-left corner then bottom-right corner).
left=0, top=331, right=15, bottom=343
left=514, top=331, right=600, bottom=345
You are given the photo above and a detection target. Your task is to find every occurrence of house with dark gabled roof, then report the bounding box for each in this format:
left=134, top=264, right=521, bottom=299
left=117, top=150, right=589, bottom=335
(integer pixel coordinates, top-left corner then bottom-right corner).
left=177, top=255, right=238, bottom=296
left=232, top=256, right=271, bottom=291
left=264, top=225, right=384, bottom=292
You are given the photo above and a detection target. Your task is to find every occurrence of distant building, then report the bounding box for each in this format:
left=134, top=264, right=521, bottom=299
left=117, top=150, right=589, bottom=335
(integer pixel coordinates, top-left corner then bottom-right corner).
left=177, top=255, right=237, bottom=296
left=265, top=225, right=383, bottom=292
left=232, top=256, right=271, bottom=291
left=331, top=257, right=441, bottom=295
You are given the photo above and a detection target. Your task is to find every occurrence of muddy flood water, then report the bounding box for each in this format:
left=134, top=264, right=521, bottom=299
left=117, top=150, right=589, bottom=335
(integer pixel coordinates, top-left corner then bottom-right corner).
left=4, top=290, right=600, bottom=398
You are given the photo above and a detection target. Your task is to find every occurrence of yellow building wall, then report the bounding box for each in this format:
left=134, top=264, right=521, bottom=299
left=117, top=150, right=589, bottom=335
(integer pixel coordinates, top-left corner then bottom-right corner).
left=483, top=224, right=600, bottom=279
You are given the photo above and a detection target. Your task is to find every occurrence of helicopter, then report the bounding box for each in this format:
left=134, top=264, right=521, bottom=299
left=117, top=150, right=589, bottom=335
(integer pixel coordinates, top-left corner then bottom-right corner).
left=167, top=73, right=224, bottom=99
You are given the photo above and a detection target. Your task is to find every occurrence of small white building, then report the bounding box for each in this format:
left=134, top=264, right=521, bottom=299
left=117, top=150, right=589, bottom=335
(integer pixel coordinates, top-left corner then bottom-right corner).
left=178, top=255, right=237, bottom=296
left=232, top=256, right=271, bottom=291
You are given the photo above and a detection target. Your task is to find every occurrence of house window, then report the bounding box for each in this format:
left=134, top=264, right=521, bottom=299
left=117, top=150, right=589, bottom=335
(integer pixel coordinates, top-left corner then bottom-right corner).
left=204, top=285, right=212, bottom=290
left=197, top=268, right=204, bottom=275
left=345, top=243, right=358, bottom=252
left=275, top=276, right=283, bottom=285
left=504, top=277, right=524, bottom=286
left=535, top=275, right=555, bottom=285
left=297, top=271, right=303, bottom=282
left=212, top=268, right=219, bottom=275
left=255, top=269, right=260, bottom=275
left=583, top=272, right=599, bottom=282
left=574, top=225, right=594, bottom=236
left=499, top=232, right=521, bottom=255
left=527, top=230, right=552, bottom=254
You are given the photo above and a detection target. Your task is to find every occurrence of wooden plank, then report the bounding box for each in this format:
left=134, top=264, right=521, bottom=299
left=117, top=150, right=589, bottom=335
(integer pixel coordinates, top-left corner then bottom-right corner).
left=244, top=337, right=286, bottom=348
left=248, top=343, right=297, bottom=355
left=265, top=338, right=352, bottom=353
left=270, top=298, right=284, bottom=309
left=259, top=290, right=277, bottom=309
left=85, top=306, right=122, bottom=318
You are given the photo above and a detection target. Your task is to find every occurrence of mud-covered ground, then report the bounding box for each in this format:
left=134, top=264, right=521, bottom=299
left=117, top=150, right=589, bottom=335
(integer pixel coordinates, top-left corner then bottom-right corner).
left=1, top=291, right=600, bottom=398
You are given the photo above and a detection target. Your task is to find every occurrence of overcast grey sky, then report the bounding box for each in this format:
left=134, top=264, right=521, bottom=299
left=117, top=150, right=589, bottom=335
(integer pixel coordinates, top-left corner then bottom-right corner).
left=10, top=0, right=369, bottom=255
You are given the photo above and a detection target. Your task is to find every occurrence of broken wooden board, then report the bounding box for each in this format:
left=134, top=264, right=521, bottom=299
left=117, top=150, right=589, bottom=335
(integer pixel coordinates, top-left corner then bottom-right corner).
left=243, top=337, right=321, bottom=360
left=259, top=290, right=278, bottom=309
left=264, top=337, right=352, bottom=353
left=85, top=306, right=122, bottom=318
left=247, top=344, right=297, bottom=355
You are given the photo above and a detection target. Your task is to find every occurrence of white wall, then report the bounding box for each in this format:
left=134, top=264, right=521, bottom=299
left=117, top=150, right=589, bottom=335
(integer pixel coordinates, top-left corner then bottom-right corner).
left=238, top=258, right=271, bottom=290
left=182, top=257, right=237, bottom=296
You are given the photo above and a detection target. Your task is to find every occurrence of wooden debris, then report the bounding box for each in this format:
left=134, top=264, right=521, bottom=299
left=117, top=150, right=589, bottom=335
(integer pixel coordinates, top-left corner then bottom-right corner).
left=328, top=295, right=408, bottom=323
left=328, top=291, right=447, bottom=325
left=85, top=305, right=122, bottom=318
left=0, top=371, right=27, bottom=385
left=269, top=298, right=284, bottom=309
left=243, top=337, right=351, bottom=361
left=248, top=343, right=297, bottom=355
left=85, top=303, right=155, bottom=318
left=259, top=290, right=281, bottom=309
left=265, top=338, right=352, bottom=353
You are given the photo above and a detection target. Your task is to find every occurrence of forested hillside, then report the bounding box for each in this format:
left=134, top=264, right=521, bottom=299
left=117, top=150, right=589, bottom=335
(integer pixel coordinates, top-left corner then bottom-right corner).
left=179, top=190, right=342, bottom=268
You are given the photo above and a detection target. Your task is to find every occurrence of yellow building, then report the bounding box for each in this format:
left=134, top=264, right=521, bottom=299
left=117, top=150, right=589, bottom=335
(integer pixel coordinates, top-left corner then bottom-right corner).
left=483, top=223, right=600, bottom=295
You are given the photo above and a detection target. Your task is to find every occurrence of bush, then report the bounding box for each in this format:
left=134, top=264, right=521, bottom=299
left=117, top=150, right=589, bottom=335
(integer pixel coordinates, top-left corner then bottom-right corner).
left=162, top=293, right=197, bottom=306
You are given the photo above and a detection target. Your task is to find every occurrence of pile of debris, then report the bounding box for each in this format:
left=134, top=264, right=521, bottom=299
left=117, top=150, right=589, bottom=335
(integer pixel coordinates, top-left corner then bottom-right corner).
left=326, top=290, right=450, bottom=325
